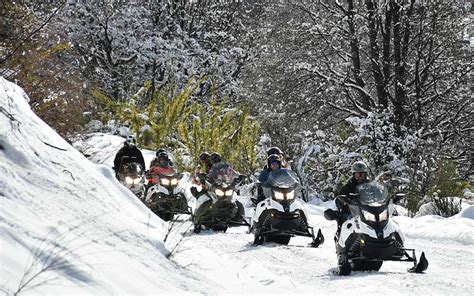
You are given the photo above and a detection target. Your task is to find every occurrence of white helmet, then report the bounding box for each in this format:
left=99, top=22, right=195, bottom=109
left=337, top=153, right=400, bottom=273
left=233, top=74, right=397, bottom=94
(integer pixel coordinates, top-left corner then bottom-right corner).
left=125, top=135, right=136, bottom=145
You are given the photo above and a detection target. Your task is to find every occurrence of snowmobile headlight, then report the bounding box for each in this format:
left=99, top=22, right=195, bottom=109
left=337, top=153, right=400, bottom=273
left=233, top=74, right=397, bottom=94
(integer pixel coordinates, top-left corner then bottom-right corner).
left=225, top=189, right=234, bottom=197
left=362, top=210, right=377, bottom=222
left=379, top=209, right=388, bottom=221
left=273, top=191, right=285, bottom=200
left=286, top=190, right=295, bottom=200
left=133, top=177, right=142, bottom=185
left=125, top=176, right=134, bottom=184
left=161, top=178, right=170, bottom=186
left=170, top=178, right=178, bottom=186
left=215, top=188, right=225, bottom=197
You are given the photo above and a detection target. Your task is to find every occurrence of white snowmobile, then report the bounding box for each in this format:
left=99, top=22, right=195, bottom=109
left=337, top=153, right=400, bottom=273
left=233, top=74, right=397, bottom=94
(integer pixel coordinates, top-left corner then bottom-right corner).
left=324, top=181, right=428, bottom=275
left=251, top=169, right=324, bottom=247
left=145, top=172, right=190, bottom=221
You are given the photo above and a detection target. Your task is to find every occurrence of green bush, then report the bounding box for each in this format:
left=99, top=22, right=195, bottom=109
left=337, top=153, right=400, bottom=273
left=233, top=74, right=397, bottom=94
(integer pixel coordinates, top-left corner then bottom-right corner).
left=429, top=159, right=468, bottom=198
left=94, top=78, right=260, bottom=174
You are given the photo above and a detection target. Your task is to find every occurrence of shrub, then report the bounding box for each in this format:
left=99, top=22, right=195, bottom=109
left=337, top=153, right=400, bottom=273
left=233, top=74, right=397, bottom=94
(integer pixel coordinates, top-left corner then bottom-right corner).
left=94, top=78, right=260, bottom=174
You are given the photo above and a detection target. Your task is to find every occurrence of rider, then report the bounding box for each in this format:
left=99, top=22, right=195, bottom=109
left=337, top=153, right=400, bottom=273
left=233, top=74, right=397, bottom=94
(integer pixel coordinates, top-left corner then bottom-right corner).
left=149, top=148, right=173, bottom=168
left=144, top=151, right=176, bottom=198
left=191, top=152, right=239, bottom=197
left=266, top=146, right=291, bottom=169
left=207, top=153, right=221, bottom=173
left=207, top=152, right=238, bottom=184
left=149, top=151, right=175, bottom=176
left=192, top=152, right=211, bottom=185
left=255, top=154, right=282, bottom=203
left=113, top=135, right=145, bottom=177
left=335, top=161, right=370, bottom=230
left=190, top=152, right=213, bottom=198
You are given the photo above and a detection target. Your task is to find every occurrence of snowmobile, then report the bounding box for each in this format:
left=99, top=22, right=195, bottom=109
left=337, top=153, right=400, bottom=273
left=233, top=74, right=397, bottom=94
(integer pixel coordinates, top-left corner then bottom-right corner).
left=192, top=165, right=247, bottom=233
left=145, top=172, right=190, bottom=221
left=116, top=160, right=145, bottom=199
left=251, top=169, right=324, bottom=247
left=324, top=181, right=428, bottom=276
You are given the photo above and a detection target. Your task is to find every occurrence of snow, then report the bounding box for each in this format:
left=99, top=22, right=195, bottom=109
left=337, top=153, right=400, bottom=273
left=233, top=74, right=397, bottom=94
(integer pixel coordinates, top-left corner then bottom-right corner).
left=0, top=78, right=204, bottom=294
left=1, top=78, right=474, bottom=294
left=455, top=205, right=474, bottom=220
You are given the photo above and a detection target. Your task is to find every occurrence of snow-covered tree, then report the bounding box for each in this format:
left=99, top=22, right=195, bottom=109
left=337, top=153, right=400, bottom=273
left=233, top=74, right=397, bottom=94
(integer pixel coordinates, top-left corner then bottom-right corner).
left=65, top=0, right=264, bottom=103
left=242, top=0, right=472, bottom=206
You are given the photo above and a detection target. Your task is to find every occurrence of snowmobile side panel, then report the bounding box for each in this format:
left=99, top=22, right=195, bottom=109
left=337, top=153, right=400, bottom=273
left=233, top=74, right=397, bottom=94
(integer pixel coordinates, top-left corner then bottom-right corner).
left=338, top=218, right=377, bottom=248
left=195, top=195, right=213, bottom=211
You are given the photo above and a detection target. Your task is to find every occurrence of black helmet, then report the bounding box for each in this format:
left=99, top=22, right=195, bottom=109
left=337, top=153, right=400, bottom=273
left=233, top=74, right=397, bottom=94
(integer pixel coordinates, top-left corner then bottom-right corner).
left=157, top=151, right=168, bottom=160
left=267, top=154, right=282, bottom=167
left=210, top=152, right=221, bottom=164
left=351, top=161, right=368, bottom=173
left=156, top=148, right=166, bottom=157
left=267, top=146, right=283, bottom=157
left=199, top=152, right=210, bottom=161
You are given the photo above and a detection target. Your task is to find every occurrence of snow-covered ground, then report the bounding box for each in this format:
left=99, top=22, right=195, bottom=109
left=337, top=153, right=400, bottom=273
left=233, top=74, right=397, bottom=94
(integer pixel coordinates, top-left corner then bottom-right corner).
left=1, top=77, right=474, bottom=295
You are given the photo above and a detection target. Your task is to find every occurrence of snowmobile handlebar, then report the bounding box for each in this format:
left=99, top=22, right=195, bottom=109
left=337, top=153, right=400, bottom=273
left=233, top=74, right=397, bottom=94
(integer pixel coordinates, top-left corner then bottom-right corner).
left=337, top=192, right=404, bottom=206
left=336, top=194, right=356, bottom=205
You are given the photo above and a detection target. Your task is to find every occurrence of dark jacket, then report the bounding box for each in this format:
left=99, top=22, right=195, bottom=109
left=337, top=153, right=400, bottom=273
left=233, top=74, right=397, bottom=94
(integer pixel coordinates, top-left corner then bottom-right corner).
left=336, top=176, right=369, bottom=219
left=114, top=145, right=145, bottom=172
left=255, top=168, right=272, bottom=202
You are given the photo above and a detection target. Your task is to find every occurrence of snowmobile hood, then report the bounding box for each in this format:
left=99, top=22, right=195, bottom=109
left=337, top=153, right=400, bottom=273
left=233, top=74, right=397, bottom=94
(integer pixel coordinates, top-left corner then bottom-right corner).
left=121, top=162, right=144, bottom=175
left=267, top=169, right=299, bottom=189
left=356, top=182, right=390, bottom=206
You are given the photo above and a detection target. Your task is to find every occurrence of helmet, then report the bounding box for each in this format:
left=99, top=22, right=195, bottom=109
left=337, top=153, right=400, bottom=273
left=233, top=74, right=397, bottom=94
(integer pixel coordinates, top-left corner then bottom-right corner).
left=210, top=152, right=221, bottom=164
left=157, top=151, right=168, bottom=160
left=267, top=154, right=282, bottom=167
left=199, top=152, right=210, bottom=161
left=351, top=161, right=368, bottom=173
left=125, top=135, right=136, bottom=145
left=267, top=146, right=283, bottom=157
left=155, top=148, right=166, bottom=157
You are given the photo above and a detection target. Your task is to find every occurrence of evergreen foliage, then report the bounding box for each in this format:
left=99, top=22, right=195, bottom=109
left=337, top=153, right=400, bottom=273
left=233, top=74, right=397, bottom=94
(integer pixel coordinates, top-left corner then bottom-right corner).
left=178, top=99, right=259, bottom=175
left=429, top=159, right=470, bottom=199
left=96, top=78, right=260, bottom=174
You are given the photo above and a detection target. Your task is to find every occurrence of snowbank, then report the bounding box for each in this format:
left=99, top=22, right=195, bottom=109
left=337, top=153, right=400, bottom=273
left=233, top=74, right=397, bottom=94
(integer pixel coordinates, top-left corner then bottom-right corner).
left=455, top=205, right=474, bottom=219
left=0, top=78, right=206, bottom=294
left=393, top=214, right=474, bottom=245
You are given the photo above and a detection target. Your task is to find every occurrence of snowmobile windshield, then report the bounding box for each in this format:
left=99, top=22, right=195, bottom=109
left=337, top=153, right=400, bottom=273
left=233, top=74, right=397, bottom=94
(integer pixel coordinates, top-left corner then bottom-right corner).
left=267, top=169, right=299, bottom=189
left=210, top=163, right=237, bottom=186
left=356, top=182, right=390, bottom=206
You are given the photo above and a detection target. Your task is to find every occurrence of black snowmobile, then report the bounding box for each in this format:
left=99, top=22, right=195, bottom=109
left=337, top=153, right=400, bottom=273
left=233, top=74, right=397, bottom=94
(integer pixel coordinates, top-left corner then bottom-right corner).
left=145, top=172, right=190, bottom=221
left=324, top=181, right=428, bottom=275
left=192, top=164, right=247, bottom=233
left=251, top=169, right=324, bottom=247
left=116, top=156, right=145, bottom=199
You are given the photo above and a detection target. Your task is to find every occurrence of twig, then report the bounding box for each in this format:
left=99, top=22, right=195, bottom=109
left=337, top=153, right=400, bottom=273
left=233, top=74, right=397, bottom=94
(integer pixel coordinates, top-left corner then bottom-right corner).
left=62, top=170, right=75, bottom=181
left=166, top=220, right=194, bottom=259
left=43, top=142, right=67, bottom=151
left=0, top=106, right=18, bottom=122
